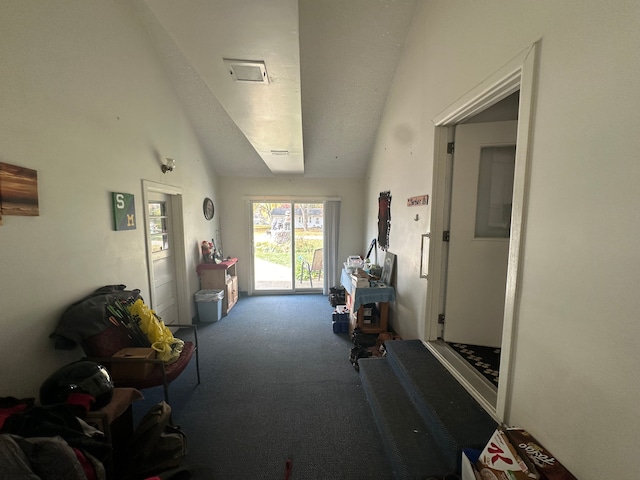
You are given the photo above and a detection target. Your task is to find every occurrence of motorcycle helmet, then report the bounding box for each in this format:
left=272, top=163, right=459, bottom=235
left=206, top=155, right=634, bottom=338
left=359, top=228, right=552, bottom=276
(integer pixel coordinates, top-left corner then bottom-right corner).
left=40, top=360, right=114, bottom=409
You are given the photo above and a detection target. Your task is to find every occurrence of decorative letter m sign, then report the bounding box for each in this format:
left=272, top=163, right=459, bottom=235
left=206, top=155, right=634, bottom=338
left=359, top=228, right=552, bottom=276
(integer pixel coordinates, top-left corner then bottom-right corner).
left=112, top=192, right=136, bottom=231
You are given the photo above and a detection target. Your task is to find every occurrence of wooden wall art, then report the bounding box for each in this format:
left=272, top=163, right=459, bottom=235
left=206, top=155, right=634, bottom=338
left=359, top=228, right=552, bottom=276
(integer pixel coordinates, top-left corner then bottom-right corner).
left=377, top=191, right=391, bottom=251
left=112, top=192, right=136, bottom=231
left=0, top=163, right=39, bottom=222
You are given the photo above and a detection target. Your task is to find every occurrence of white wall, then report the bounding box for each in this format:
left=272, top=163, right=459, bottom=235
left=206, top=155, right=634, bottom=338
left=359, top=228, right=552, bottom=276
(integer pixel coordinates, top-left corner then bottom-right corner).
left=3, top=1, right=639, bottom=477
left=0, top=1, right=221, bottom=396
left=366, top=1, right=640, bottom=478
left=217, top=176, right=366, bottom=291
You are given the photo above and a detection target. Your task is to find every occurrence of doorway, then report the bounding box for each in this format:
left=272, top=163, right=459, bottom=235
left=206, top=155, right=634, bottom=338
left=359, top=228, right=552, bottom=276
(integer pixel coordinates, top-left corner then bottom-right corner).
left=251, top=201, right=324, bottom=293
left=425, top=43, right=539, bottom=422
left=142, top=180, right=188, bottom=326
left=443, top=121, right=517, bottom=347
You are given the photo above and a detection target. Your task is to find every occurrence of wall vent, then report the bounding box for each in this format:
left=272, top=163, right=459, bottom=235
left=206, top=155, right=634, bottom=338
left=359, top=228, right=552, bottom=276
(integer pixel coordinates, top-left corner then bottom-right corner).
left=223, top=59, right=269, bottom=84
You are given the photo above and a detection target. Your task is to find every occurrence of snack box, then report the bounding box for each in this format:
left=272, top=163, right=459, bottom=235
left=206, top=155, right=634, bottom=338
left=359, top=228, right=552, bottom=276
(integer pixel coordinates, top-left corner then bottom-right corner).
left=476, top=429, right=538, bottom=480
left=505, top=429, right=577, bottom=480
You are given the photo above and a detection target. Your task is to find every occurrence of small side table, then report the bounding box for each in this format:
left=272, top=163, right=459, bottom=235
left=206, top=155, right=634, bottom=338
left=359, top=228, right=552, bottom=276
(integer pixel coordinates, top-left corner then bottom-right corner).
left=86, top=387, right=144, bottom=478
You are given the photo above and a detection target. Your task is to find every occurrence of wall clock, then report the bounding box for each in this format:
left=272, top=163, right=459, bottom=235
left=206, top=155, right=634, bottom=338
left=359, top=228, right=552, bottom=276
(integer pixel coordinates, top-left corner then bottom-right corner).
left=203, top=197, right=214, bottom=220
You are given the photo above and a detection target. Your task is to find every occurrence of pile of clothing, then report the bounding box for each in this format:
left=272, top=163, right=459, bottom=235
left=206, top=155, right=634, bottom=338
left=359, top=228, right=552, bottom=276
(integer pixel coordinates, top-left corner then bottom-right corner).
left=0, top=396, right=109, bottom=480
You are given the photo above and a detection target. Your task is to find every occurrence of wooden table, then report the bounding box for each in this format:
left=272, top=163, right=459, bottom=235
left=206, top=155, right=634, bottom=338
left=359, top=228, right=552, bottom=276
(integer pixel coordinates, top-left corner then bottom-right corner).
left=341, top=269, right=395, bottom=334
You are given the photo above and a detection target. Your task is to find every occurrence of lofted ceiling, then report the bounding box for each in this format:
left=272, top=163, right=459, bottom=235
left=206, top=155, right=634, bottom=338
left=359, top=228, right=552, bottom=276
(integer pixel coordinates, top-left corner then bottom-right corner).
left=135, top=0, right=417, bottom=178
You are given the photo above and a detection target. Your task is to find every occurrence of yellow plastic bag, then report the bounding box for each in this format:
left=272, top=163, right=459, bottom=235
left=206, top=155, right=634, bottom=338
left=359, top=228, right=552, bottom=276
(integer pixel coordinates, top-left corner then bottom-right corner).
left=128, top=299, right=184, bottom=364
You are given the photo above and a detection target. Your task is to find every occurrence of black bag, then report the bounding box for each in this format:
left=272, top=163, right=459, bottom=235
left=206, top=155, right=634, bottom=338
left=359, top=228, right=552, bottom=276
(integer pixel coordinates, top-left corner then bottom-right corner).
left=329, top=286, right=346, bottom=307
left=126, top=401, right=187, bottom=479
left=52, top=284, right=142, bottom=349
left=351, top=328, right=379, bottom=348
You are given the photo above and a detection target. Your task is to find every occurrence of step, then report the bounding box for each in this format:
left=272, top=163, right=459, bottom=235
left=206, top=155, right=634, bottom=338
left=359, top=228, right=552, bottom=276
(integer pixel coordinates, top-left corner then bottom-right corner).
left=358, top=357, right=450, bottom=479
left=384, top=340, right=497, bottom=470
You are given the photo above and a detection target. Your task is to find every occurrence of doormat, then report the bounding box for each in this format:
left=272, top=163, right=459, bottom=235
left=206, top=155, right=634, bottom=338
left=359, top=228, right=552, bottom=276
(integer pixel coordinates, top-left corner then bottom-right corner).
left=447, top=343, right=500, bottom=387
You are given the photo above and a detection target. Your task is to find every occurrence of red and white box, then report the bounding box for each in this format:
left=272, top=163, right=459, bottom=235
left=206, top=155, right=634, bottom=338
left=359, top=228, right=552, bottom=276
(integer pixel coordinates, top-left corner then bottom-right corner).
left=476, top=429, right=538, bottom=480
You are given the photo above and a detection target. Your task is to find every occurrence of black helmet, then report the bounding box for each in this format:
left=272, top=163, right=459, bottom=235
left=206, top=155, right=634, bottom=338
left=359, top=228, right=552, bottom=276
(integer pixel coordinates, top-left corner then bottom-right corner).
left=40, top=360, right=114, bottom=409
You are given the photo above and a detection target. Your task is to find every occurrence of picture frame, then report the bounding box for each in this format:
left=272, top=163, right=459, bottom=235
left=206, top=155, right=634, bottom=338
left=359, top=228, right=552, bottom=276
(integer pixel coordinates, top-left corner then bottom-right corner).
left=0, top=162, right=39, bottom=217
left=203, top=197, right=214, bottom=220
left=380, top=252, right=396, bottom=286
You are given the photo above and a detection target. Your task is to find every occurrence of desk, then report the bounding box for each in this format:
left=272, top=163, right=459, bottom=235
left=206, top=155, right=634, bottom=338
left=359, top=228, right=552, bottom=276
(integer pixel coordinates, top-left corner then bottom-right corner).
left=341, top=269, right=395, bottom=334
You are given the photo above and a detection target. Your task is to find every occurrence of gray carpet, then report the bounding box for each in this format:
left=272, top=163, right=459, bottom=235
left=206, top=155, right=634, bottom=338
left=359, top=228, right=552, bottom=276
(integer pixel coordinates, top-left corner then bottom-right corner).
left=132, top=294, right=395, bottom=480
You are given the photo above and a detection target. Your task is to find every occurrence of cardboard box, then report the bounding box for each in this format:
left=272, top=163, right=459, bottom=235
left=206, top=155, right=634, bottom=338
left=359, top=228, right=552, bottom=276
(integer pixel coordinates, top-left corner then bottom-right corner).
left=476, top=429, right=538, bottom=480
left=351, top=270, right=370, bottom=288
left=111, top=347, right=156, bottom=380
left=506, top=429, right=577, bottom=480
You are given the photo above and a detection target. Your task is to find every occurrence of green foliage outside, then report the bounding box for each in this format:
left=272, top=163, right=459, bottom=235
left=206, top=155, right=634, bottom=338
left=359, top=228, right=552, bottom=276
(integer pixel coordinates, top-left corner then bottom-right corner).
left=254, top=228, right=323, bottom=280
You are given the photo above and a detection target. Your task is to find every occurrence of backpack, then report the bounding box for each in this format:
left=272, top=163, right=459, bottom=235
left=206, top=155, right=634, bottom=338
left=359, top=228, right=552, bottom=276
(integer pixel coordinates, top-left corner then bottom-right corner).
left=126, top=401, right=187, bottom=479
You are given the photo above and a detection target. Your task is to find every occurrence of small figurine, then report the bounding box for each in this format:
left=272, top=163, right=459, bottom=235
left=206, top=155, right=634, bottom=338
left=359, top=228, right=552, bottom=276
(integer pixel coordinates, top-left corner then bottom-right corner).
left=201, top=240, right=214, bottom=263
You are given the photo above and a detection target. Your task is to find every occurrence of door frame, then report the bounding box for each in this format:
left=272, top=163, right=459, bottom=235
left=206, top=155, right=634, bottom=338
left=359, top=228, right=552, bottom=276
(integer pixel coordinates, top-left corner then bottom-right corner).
left=244, top=195, right=340, bottom=296
left=142, top=180, right=189, bottom=326
left=424, top=42, right=539, bottom=423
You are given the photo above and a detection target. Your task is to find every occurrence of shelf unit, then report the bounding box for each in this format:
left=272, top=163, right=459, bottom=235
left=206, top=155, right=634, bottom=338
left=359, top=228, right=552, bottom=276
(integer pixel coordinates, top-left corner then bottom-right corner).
left=197, top=258, right=239, bottom=316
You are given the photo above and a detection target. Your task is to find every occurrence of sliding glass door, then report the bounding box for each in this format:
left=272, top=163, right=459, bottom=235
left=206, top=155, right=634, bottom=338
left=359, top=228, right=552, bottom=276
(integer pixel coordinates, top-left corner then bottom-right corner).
left=251, top=201, right=324, bottom=293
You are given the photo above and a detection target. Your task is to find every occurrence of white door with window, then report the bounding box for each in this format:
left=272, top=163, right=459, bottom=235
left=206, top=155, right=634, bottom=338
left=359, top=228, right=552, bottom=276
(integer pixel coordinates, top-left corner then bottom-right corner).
left=147, top=192, right=179, bottom=325
left=443, top=121, right=517, bottom=347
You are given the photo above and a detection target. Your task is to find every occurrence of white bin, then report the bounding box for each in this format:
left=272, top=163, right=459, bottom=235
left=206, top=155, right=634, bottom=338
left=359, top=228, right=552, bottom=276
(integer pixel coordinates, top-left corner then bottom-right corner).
left=195, top=289, right=224, bottom=323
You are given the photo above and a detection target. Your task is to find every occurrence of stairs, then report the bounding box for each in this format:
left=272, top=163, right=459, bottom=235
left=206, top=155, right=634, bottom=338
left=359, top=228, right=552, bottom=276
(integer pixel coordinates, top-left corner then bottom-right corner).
left=358, top=340, right=497, bottom=479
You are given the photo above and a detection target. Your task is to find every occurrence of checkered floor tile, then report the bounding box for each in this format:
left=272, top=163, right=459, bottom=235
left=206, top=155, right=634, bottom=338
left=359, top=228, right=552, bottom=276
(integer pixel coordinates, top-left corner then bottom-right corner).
left=448, top=342, right=500, bottom=387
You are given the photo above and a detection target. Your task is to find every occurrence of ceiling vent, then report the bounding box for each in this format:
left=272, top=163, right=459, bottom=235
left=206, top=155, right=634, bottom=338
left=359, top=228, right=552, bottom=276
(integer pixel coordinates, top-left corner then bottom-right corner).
left=223, top=59, right=269, bottom=84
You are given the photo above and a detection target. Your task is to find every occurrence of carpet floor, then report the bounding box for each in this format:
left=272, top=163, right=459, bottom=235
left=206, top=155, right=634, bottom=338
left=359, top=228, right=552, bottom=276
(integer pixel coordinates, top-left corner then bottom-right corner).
left=132, top=294, right=395, bottom=480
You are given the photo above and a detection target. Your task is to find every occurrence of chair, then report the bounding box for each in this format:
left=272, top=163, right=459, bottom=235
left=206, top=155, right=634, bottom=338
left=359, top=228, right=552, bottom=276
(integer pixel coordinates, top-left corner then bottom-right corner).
left=82, top=323, right=200, bottom=404
left=52, top=285, right=200, bottom=404
left=300, top=248, right=323, bottom=288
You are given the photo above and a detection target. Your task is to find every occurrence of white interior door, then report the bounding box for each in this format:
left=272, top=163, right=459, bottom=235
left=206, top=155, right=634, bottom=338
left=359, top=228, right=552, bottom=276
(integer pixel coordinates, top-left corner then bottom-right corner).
left=443, top=121, right=517, bottom=347
left=147, top=192, right=179, bottom=325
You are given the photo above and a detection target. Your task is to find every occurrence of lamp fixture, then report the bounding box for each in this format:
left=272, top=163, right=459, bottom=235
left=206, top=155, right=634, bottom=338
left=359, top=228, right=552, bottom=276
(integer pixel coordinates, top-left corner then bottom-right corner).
left=161, top=158, right=176, bottom=174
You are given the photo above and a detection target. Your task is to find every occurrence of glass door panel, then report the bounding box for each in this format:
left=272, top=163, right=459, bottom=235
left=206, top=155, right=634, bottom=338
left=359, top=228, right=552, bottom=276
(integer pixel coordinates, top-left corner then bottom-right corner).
left=252, top=202, right=293, bottom=291
left=294, top=203, right=324, bottom=289
left=251, top=201, right=324, bottom=292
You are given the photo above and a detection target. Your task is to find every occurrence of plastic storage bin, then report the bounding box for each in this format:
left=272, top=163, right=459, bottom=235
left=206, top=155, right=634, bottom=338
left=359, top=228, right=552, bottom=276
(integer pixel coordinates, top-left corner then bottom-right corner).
left=195, top=289, right=224, bottom=323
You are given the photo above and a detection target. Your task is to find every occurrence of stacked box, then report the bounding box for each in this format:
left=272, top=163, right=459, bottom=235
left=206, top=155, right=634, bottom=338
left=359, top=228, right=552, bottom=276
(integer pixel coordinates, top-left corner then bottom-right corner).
left=332, top=306, right=350, bottom=333
left=351, top=269, right=370, bottom=288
